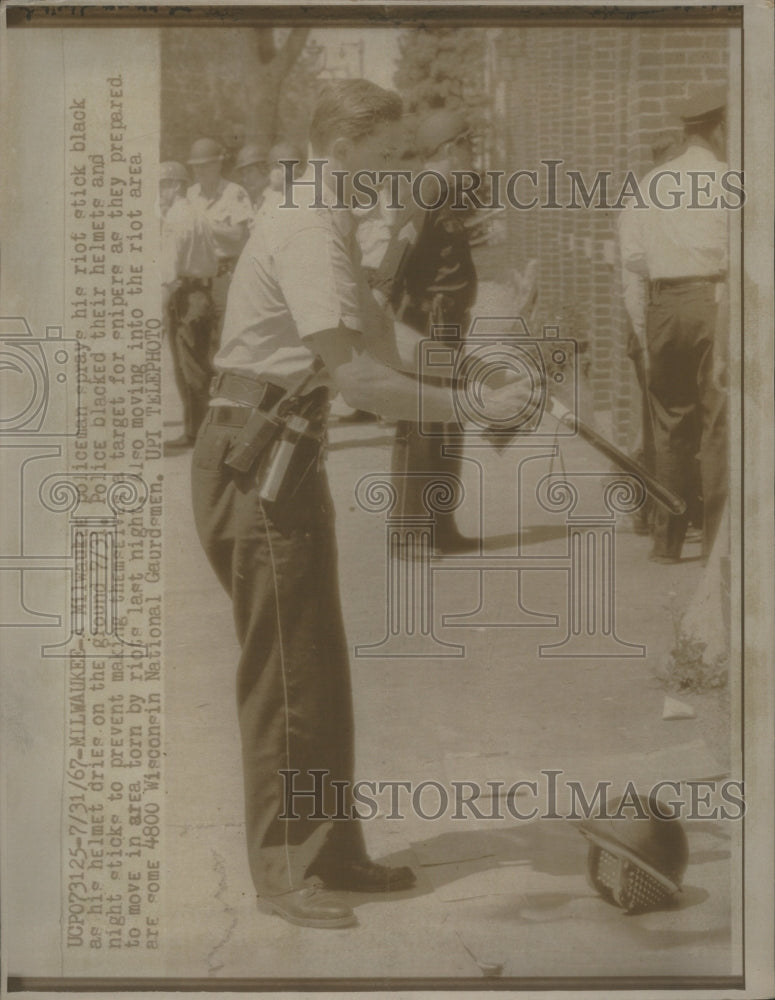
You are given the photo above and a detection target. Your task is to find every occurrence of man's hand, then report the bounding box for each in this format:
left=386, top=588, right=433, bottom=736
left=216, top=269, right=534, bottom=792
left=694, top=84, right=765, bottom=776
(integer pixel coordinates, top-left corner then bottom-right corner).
left=476, top=373, right=538, bottom=426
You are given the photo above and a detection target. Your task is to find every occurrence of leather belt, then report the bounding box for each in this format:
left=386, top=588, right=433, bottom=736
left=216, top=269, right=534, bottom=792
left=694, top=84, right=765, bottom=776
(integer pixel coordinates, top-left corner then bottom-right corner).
left=650, top=275, right=724, bottom=293
left=210, top=371, right=284, bottom=409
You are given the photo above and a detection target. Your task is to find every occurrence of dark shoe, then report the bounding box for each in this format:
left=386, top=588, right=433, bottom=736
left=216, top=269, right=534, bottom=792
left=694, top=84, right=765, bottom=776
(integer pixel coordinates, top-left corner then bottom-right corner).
left=307, top=858, right=416, bottom=893
left=257, top=883, right=356, bottom=928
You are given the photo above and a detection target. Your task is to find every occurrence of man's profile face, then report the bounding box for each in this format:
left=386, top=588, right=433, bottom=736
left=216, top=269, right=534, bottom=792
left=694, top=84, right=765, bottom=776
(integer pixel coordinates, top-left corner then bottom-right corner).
left=239, top=164, right=268, bottom=200
left=159, top=179, right=183, bottom=213
left=337, top=120, right=403, bottom=182
left=192, top=159, right=222, bottom=189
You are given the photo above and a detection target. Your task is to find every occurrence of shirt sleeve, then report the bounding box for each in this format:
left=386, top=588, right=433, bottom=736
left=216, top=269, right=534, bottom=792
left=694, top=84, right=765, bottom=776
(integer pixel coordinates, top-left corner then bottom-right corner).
left=274, top=223, right=363, bottom=339
left=618, top=201, right=649, bottom=278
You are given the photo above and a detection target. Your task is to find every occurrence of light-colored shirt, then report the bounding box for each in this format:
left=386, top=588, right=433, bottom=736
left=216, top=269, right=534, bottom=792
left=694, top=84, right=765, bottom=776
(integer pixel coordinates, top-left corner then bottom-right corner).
left=617, top=211, right=647, bottom=346
left=252, top=188, right=285, bottom=230
left=353, top=187, right=398, bottom=269
left=187, top=178, right=253, bottom=259
left=620, top=144, right=728, bottom=281
left=213, top=173, right=385, bottom=394
left=161, top=197, right=217, bottom=286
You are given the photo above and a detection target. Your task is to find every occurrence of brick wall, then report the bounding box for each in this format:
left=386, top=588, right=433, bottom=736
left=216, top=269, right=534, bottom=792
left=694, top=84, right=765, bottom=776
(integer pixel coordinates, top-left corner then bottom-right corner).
left=489, top=25, right=731, bottom=447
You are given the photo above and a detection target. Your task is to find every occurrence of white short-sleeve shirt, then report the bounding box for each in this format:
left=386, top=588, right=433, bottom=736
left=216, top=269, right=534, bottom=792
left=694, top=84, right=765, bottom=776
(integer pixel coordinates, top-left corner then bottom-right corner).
left=213, top=177, right=378, bottom=393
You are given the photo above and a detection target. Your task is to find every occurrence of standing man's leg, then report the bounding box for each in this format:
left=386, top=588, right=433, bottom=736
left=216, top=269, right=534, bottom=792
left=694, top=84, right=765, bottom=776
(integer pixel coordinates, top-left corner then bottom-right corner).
left=628, top=327, right=655, bottom=535
left=696, top=285, right=728, bottom=559
left=165, top=289, right=191, bottom=435
left=191, top=418, right=365, bottom=897
left=176, top=282, right=216, bottom=443
left=391, top=421, right=466, bottom=550
left=646, top=289, right=696, bottom=561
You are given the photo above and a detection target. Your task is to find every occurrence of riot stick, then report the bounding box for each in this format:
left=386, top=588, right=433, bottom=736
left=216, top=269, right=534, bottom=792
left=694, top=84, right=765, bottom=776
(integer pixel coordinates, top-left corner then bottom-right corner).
left=546, top=394, right=686, bottom=516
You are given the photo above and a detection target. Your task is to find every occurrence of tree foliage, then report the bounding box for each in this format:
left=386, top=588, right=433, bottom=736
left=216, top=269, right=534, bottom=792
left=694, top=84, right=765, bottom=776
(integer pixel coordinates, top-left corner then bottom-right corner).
left=161, top=27, right=314, bottom=162
left=392, top=27, right=490, bottom=118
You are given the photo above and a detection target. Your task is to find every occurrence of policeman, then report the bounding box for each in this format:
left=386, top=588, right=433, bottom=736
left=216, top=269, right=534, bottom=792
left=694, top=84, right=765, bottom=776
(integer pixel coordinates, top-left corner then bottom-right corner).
left=159, top=161, right=218, bottom=451
left=233, top=140, right=269, bottom=214
left=186, top=137, right=253, bottom=336
left=381, top=108, right=479, bottom=552
left=191, top=80, right=530, bottom=929
left=618, top=130, right=682, bottom=536
left=620, top=85, right=729, bottom=563
left=253, top=141, right=305, bottom=227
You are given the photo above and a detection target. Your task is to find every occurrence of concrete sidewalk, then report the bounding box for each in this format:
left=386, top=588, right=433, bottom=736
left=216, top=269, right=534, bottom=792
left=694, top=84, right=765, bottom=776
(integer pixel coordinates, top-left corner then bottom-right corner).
left=160, top=394, right=739, bottom=983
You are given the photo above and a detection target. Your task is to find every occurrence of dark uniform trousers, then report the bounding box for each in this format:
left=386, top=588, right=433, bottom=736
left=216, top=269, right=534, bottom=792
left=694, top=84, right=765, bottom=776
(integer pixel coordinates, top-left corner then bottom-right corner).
left=168, top=279, right=217, bottom=441
left=391, top=421, right=464, bottom=535
left=646, top=281, right=727, bottom=560
left=191, top=408, right=367, bottom=896
left=391, top=298, right=471, bottom=540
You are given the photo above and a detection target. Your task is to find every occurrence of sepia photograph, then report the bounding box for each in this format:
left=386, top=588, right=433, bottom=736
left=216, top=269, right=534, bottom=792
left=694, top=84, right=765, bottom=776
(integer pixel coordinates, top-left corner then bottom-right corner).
left=0, top=1, right=773, bottom=997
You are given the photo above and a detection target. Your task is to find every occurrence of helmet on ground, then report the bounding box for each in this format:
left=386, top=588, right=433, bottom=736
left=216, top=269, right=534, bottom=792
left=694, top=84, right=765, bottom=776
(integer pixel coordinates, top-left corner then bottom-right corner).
left=187, top=137, right=223, bottom=165
left=579, top=791, right=689, bottom=914
left=160, top=161, right=189, bottom=183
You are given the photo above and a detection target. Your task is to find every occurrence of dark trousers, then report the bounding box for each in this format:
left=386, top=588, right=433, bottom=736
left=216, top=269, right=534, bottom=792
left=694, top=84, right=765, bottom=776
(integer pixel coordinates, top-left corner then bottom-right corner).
left=191, top=410, right=366, bottom=896
left=646, top=282, right=727, bottom=560
left=169, top=279, right=217, bottom=441
left=627, top=330, right=657, bottom=532
left=391, top=421, right=463, bottom=541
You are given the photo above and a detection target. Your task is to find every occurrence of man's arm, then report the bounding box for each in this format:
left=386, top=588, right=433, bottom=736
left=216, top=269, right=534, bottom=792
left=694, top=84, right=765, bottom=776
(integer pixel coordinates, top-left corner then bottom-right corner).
left=277, top=224, right=529, bottom=423
left=209, top=221, right=249, bottom=257
left=618, top=201, right=649, bottom=278
left=309, top=323, right=526, bottom=425
left=358, top=298, right=426, bottom=374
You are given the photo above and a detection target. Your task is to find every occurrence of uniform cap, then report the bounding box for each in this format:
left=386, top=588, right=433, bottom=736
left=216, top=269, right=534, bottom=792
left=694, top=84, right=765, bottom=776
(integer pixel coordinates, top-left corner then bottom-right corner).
left=160, top=161, right=189, bottom=183
left=677, top=84, right=727, bottom=125
left=416, top=108, right=473, bottom=158
left=234, top=141, right=268, bottom=171
left=187, top=137, right=224, bottom=165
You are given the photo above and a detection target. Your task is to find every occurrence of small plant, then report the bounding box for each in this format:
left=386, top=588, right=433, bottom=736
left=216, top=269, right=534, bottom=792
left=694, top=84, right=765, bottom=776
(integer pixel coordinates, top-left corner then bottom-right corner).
left=657, top=599, right=728, bottom=693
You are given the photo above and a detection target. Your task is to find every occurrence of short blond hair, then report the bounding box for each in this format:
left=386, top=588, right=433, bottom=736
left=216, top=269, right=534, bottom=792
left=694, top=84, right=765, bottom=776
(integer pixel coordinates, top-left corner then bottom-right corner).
left=309, top=79, right=402, bottom=156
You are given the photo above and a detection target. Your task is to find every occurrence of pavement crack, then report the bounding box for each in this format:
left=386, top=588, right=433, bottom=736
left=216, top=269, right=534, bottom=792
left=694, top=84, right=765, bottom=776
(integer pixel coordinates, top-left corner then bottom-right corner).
left=207, top=849, right=238, bottom=975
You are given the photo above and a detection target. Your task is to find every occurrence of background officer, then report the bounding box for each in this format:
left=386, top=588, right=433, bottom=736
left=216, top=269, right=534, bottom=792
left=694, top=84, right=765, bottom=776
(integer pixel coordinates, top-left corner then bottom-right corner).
left=233, top=140, right=269, bottom=215
left=620, top=85, right=729, bottom=563
left=186, top=137, right=253, bottom=337
left=160, top=160, right=218, bottom=452
left=382, top=108, right=479, bottom=553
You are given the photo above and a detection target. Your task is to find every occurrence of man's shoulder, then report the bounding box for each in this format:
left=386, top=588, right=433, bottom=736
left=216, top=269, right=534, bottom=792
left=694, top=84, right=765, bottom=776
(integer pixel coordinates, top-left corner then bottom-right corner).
left=221, top=179, right=249, bottom=198
left=166, top=197, right=198, bottom=227
left=648, top=143, right=725, bottom=178
left=266, top=200, right=340, bottom=246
